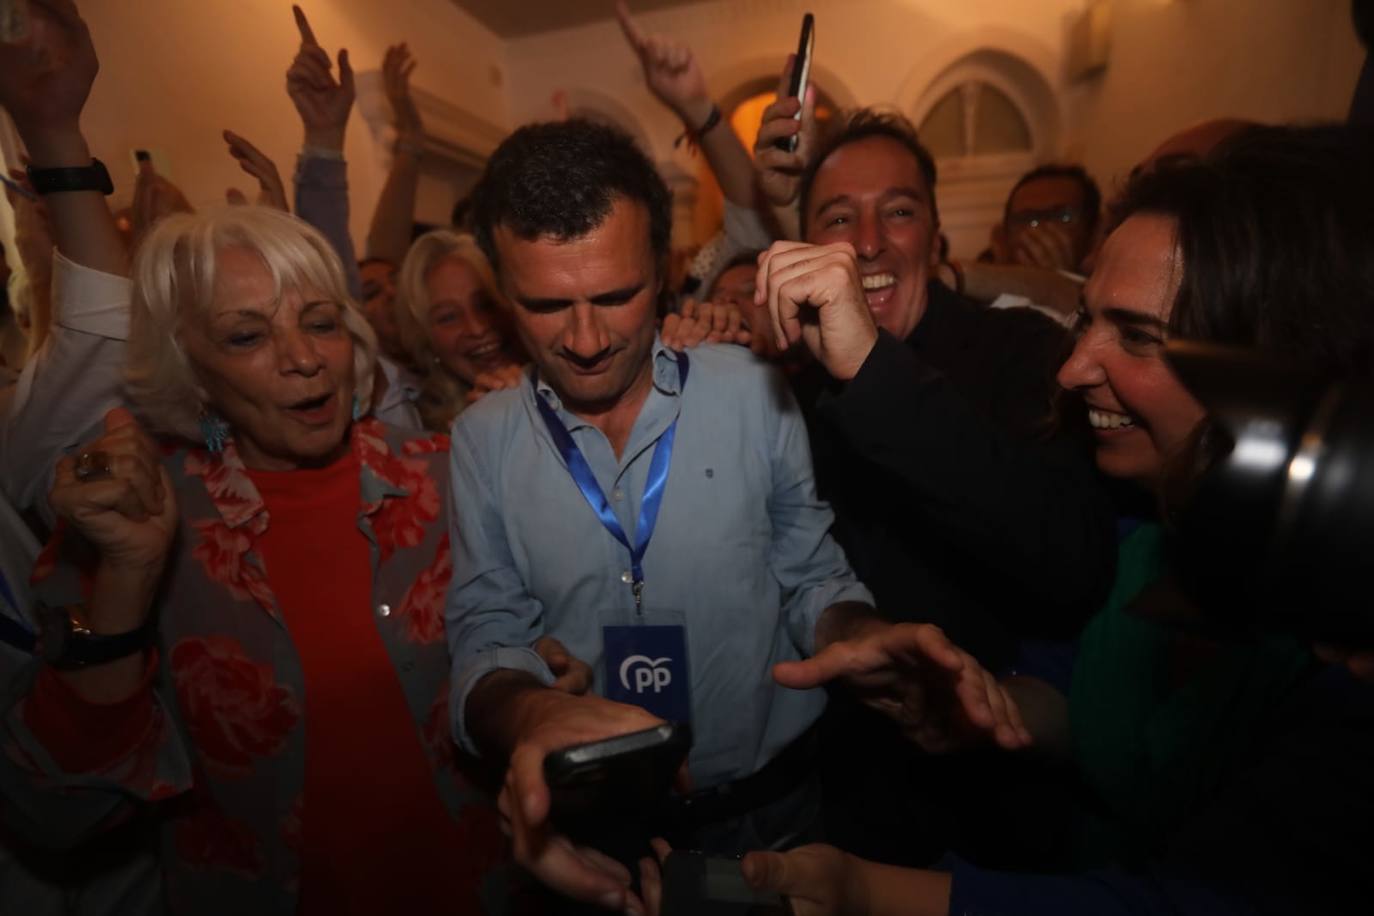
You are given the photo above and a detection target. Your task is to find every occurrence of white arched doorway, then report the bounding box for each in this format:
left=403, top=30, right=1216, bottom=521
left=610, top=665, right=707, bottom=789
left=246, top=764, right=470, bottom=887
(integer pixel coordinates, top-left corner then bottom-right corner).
left=910, top=49, right=1061, bottom=260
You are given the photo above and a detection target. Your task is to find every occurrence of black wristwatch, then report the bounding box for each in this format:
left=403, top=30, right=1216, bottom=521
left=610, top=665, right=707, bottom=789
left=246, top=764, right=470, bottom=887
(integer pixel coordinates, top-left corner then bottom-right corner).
left=34, top=601, right=153, bottom=669
left=26, top=158, right=114, bottom=196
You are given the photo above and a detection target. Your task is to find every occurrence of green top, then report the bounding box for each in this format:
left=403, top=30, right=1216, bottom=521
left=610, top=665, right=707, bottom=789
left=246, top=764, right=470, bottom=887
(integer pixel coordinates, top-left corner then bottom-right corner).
left=1068, top=522, right=1313, bottom=864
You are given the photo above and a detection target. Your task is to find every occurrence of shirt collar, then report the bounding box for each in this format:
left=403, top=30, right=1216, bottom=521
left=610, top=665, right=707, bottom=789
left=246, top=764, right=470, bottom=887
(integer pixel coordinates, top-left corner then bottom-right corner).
left=532, top=334, right=687, bottom=417
left=377, top=355, right=422, bottom=405
left=189, top=419, right=409, bottom=531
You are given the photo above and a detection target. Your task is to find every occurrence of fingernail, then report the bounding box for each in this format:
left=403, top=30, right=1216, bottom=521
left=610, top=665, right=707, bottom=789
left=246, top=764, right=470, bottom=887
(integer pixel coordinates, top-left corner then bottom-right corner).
left=599, top=891, right=623, bottom=909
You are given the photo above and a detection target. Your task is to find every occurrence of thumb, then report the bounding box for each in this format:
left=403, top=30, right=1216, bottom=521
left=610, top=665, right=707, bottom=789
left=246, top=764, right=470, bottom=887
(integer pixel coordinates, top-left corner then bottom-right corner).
left=337, top=48, right=355, bottom=91
left=741, top=851, right=790, bottom=892
left=771, top=657, right=831, bottom=690
left=539, top=637, right=570, bottom=674
left=104, top=406, right=138, bottom=433
left=509, top=742, right=551, bottom=826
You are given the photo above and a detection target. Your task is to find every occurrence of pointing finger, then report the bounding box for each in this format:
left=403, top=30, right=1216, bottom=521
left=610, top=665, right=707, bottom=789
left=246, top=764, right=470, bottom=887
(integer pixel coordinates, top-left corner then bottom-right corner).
left=614, top=0, right=646, bottom=50
left=292, top=4, right=318, bottom=46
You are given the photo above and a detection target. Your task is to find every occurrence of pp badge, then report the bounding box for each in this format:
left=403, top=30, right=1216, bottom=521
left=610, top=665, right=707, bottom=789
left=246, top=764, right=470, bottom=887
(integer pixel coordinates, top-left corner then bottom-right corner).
left=602, top=625, right=691, bottom=724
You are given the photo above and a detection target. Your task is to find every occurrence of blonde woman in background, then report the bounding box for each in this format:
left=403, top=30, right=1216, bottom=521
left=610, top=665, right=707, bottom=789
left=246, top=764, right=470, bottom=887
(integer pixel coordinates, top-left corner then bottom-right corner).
left=396, top=230, right=525, bottom=431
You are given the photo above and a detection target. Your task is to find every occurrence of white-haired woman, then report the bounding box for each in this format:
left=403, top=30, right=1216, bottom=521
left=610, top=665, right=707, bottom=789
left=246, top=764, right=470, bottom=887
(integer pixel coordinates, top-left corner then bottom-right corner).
left=2, top=205, right=508, bottom=914
left=395, top=230, right=525, bottom=431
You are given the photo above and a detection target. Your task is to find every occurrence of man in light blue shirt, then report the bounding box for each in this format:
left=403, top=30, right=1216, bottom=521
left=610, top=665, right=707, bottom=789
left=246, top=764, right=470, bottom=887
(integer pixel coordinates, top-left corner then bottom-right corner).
left=445, top=119, right=1014, bottom=914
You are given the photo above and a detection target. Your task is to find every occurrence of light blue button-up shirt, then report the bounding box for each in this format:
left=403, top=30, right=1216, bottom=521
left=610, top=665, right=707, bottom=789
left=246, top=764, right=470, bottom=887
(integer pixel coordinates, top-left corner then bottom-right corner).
left=446, top=339, right=872, bottom=787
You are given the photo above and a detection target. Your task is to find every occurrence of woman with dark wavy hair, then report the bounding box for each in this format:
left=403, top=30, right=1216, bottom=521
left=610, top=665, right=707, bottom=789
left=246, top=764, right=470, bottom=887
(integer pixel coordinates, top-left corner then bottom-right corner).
left=726, top=124, right=1374, bottom=916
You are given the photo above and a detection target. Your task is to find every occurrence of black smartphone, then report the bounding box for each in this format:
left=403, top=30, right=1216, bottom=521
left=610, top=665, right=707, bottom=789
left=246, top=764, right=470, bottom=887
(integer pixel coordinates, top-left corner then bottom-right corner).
left=773, top=13, right=815, bottom=154
left=661, top=851, right=790, bottom=916
left=544, top=722, right=691, bottom=826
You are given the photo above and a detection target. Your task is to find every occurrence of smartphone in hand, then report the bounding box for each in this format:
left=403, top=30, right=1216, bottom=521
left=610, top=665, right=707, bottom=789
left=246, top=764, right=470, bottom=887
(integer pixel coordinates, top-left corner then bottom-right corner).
left=544, top=722, right=692, bottom=828
left=773, top=13, right=815, bottom=154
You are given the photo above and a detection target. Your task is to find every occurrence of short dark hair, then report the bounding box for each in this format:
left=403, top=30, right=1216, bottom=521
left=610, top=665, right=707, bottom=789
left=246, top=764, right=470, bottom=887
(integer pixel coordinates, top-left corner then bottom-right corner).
left=799, top=109, right=940, bottom=237
left=470, top=119, right=672, bottom=279
left=1004, top=163, right=1101, bottom=236
left=1110, top=123, right=1374, bottom=380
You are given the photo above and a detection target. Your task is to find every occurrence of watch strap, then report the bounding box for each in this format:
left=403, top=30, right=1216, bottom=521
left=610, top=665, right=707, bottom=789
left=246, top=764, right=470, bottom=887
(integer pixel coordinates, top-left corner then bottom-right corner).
left=36, top=602, right=153, bottom=669
left=26, top=158, right=115, bottom=196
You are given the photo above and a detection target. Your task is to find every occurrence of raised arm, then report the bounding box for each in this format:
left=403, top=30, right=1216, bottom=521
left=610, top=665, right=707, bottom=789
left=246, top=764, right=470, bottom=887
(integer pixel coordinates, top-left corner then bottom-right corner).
left=615, top=1, right=757, bottom=209
left=364, top=43, right=423, bottom=265
left=286, top=4, right=361, bottom=298
left=0, top=0, right=125, bottom=276
left=0, top=0, right=135, bottom=518
left=223, top=130, right=289, bottom=211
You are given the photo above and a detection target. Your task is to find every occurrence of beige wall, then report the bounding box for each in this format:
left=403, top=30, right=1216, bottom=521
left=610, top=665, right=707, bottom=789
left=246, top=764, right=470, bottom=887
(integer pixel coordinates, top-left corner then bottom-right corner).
left=66, top=0, right=508, bottom=245
left=503, top=0, right=1080, bottom=247
left=1065, top=0, right=1365, bottom=196
left=3, top=1, right=1366, bottom=267
left=503, top=0, right=1364, bottom=249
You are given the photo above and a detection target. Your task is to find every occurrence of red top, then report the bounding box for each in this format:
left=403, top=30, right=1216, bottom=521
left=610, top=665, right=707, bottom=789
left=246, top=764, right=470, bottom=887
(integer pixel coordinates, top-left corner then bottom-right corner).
left=247, top=450, right=467, bottom=914
left=29, top=449, right=469, bottom=915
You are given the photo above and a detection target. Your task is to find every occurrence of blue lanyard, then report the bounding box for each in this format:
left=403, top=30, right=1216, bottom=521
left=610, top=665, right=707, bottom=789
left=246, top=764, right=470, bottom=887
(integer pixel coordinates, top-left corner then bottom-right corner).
left=534, top=354, right=688, bottom=613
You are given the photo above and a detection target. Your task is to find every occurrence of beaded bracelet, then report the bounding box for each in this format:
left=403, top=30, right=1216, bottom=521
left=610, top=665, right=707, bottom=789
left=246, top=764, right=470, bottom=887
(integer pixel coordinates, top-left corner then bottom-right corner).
left=674, top=104, right=723, bottom=150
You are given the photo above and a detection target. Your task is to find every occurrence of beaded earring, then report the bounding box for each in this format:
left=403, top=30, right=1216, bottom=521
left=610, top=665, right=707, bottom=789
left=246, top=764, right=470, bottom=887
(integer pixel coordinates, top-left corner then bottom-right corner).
left=198, top=409, right=230, bottom=454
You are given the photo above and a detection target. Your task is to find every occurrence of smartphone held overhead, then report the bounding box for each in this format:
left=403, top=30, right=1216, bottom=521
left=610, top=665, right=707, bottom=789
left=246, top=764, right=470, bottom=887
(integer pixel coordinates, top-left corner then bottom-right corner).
left=773, top=13, right=814, bottom=154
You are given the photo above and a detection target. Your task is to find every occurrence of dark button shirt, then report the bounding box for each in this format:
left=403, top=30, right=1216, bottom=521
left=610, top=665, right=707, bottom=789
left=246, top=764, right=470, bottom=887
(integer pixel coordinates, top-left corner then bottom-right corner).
left=794, top=280, right=1114, bottom=668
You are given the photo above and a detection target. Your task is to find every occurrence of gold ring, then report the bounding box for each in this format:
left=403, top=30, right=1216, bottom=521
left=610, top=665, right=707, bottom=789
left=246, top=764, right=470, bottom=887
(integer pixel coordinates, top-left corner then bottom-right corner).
left=74, top=450, right=114, bottom=482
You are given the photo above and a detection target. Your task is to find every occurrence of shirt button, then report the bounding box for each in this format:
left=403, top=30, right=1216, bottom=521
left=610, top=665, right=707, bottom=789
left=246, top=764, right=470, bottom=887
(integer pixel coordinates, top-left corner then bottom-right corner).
left=612, top=487, right=624, bottom=501
left=620, top=571, right=633, bottom=584
left=377, top=603, right=391, bottom=618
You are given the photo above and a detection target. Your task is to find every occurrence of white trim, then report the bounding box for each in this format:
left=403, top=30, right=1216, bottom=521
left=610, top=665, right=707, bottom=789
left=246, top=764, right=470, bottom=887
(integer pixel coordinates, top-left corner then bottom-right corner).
left=354, top=69, right=508, bottom=170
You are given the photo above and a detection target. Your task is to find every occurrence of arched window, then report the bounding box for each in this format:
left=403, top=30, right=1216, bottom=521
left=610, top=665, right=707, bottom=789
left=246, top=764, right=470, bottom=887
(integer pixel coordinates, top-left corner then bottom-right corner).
left=919, top=81, right=1033, bottom=161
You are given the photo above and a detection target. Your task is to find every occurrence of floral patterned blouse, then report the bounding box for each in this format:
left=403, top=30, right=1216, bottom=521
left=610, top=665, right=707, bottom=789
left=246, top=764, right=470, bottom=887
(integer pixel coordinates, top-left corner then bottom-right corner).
left=0, top=419, right=513, bottom=914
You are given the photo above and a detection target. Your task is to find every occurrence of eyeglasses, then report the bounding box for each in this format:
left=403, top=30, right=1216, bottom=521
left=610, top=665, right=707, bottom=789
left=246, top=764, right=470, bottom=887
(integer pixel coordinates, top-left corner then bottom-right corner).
left=1008, top=207, right=1081, bottom=229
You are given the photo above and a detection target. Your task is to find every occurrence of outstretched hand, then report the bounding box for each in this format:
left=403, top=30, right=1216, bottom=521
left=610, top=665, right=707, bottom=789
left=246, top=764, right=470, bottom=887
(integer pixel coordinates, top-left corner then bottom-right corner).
left=499, top=689, right=667, bottom=913
left=286, top=4, right=354, bottom=150
left=740, top=844, right=864, bottom=916
left=660, top=298, right=753, bottom=351
left=615, top=1, right=712, bottom=127
left=776, top=621, right=1033, bottom=753
left=382, top=42, right=423, bottom=142
left=223, top=130, right=288, bottom=211
left=131, top=158, right=193, bottom=245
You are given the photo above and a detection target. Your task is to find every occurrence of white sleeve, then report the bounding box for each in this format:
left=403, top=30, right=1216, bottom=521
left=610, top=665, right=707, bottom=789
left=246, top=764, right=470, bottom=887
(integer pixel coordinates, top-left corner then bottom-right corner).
left=0, top=252, right=130, bottom=521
